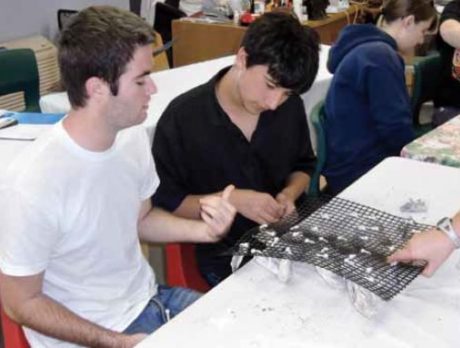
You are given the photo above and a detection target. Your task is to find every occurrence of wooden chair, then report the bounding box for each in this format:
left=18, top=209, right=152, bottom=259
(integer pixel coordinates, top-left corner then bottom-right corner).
left=152, top=32, right=170, bottom=72
left=154, top=2, right=186, bottom=67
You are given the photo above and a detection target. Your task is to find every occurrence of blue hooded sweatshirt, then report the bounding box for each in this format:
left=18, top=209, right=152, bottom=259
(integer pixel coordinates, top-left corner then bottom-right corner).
left=323, top=24, right=414, bottom=195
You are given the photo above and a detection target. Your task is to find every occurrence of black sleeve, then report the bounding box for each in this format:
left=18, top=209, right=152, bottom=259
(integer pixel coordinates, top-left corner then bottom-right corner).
left=291, top=96, right=317, bottom=176
left=441, top=0, right=460, bottom=23
left=151, top=104, right=189, bottom=212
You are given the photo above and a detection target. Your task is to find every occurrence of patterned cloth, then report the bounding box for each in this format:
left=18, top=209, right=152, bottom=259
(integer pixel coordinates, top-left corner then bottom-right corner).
left=401, top=114, right=460, bottom=167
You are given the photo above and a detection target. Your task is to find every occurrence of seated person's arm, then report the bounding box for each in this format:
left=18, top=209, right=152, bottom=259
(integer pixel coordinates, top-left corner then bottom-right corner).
left=228, top=189, right=286, bottom=224
left=174, top=193, right=214, bottom=219
left=176, top=189, right=286, bottom=225
left=152, top=105, right=301, bottom=226
left=274, top=105, right=315, bottom=218
left=0, top=272, right=144, bottom=348
left=440, top=19, right=460, bottom=49
left=153, top=124, right=285, bottom=225
left=138, top=185, right=235, bottom=243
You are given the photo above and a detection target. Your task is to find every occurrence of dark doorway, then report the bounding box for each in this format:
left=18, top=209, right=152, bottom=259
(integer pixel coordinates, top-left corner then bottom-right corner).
left=130, top=0, right=142, bottom=15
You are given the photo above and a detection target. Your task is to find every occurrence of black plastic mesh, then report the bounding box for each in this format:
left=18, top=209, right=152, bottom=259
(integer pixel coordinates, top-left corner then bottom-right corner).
left=231, top=196, right=433, bottom=301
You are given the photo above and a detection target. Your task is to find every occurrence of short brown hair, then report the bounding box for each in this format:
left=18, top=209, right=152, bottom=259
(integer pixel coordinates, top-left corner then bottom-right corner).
left=382, top=0, right=436, bottom=24
left=58, top=6, right=155, bottom=108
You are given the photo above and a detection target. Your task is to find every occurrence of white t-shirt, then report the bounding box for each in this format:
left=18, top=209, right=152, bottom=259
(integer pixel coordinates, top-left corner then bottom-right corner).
left=0, top=121, right=159, bottom=347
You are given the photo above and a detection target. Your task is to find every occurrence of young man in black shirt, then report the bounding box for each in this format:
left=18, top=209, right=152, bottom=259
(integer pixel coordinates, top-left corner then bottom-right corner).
left=153, top=12, right=319, bottom=286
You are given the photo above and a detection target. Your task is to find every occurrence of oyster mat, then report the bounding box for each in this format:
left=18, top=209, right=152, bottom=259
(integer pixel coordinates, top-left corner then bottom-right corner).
left=231, top=196, right=433, bottom=301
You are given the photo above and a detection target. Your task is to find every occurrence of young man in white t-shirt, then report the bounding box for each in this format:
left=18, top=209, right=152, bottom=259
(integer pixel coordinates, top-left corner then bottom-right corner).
left=0, top=6, right=236, bottom=348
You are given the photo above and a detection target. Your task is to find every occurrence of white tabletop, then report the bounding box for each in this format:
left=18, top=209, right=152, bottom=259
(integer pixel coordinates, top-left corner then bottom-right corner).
left=136, top=157, right=460, bottom=348
left=0, top=123, right=56, bottom=183
left=40, top=46, right=332, bottom=146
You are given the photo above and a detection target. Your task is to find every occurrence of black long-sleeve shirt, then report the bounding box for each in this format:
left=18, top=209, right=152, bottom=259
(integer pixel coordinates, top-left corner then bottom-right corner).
left=152, top=67, right=316, bottom=280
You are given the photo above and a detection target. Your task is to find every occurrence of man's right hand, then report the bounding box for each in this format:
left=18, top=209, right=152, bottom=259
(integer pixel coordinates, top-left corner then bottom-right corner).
left=199, top=185, right=237, bottom=242
left=387, top=228, right=456, bottom=277
left=230, top=189, right=284, bottom=224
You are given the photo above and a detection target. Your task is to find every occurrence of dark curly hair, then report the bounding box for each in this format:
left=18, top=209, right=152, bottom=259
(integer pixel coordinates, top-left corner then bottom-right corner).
left=241, top=12, right=320, bottom=94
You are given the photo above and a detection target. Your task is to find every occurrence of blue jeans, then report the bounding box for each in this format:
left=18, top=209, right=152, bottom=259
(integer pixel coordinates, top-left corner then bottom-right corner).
left=201, top=270, right=224, bottom=288
left=123, top=285, right=201, bottom=335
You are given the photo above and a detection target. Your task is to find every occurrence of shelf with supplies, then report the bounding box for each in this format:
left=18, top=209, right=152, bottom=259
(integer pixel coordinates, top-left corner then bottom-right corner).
left=171, top=4, right=362, bottom=67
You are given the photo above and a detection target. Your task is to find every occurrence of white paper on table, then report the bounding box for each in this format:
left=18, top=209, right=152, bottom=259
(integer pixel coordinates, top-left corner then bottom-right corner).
left=0, top=124, right=52, bottom=141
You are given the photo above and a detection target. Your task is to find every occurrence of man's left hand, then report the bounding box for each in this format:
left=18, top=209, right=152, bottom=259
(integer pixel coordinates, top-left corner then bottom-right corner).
left=276, top=192, right=296, bottom=218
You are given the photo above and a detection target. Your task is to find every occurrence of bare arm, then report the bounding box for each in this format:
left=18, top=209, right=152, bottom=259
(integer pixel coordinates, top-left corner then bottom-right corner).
left=139, top=185, right=236, bottom=243
left=225, top=171, right=310, bottom=224
left=440, top=19, right=460, bottom=49
left=172, top=171, right=309, bottom=225
left=175, top=189, right=283, bottom=225
left=175, top=194, right=216, bottom=220
left=0, top=272, right=144, bottom=348
left=388, top=211, right=460, bottom=276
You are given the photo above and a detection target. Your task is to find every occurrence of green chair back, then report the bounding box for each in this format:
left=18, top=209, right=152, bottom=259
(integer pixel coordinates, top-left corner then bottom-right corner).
left=308, top=100, right=326, bottom=197
left=411, top=52, right=442, bottom=136
left=0, top=48, right=41, bottom=112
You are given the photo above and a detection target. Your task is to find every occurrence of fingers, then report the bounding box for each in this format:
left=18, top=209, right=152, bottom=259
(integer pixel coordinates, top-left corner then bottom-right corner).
left=199, top=191, right=237, bottom=241
left=200, top=204, right=235, bottom=241
left=257, top=210, right=279, bottom=224
left=200, top=214, right=228, bottom=240
left=275, top=192, right=296, bottom=218
left=263, top=199, right=284, bottom=221
left=247, top=199, right=284, bottom=224
left=200, top=210, right=221, bottom=240
left=387, top=248, right=413, bottom=264
left=275, top=192, right=290, bottom=205
left=222, top=184, right=235, bottom=201
left=200, top=196, right=236, bottom=217
left=421, top=263, right=435, bottom=277
left=200, top=203, right=233, bottom=226
left=388, top=243, right=433, bottom=277
left=387, top=230, right=456, bottom=277
left=282, top=201, right=295, bottom=216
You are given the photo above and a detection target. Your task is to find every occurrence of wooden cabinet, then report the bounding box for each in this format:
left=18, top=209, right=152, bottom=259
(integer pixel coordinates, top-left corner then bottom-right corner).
left=172, top=5, right=361, bottom=67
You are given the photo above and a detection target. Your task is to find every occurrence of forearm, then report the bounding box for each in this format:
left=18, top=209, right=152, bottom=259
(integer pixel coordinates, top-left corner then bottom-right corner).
left=440, top=20, right=460, bottom=49
left=139, top=206, right=209, bottom=243
left=279, top=171, right=310, bottom=201
left=175, top=194, right=215, bottom=219
left=7, top=293, right=127, bottom=348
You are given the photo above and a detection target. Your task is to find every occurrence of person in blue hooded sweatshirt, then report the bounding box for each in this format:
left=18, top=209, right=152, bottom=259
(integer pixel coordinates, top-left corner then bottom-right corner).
left=323, top=0, right=437, bottom=195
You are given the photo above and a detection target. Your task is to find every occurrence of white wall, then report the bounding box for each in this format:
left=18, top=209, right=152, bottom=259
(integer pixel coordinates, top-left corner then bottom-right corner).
left=0, top=0, right=129, bottom=44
